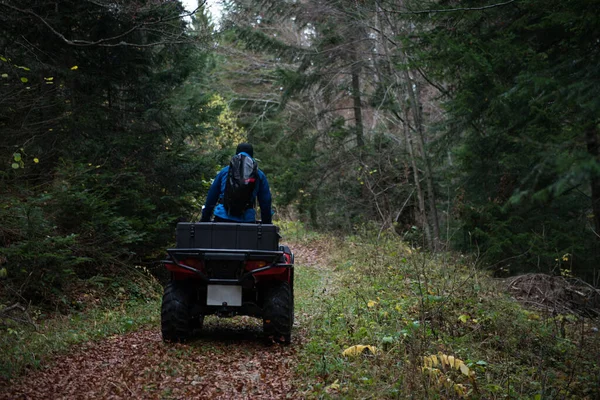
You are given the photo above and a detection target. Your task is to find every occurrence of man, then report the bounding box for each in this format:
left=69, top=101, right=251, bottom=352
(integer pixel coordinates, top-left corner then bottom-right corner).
left=200, top=143, right=273, bottom=224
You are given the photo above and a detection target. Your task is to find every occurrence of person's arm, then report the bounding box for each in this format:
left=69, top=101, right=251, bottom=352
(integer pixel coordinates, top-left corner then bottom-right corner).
left=257, top=170, right=272, bottom=224
left=200, top=168, right=226, bottom=222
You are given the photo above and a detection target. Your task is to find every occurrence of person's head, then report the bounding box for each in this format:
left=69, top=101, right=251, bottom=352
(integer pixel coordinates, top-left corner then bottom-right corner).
left=236, top=142, right=254, bottom=158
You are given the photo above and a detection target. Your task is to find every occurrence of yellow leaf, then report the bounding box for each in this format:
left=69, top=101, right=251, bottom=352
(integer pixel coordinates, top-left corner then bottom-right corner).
left=458, top=314, right=469, bottom=323
left=367, top=300, right=378, bottom=308
left=448, top=355, right=455, bottom=369
left=342, top=345, right=379, bottom=357
left=454, top=383, right=467, bottom=396
left=459, top=363, right=471, bottom=376
left=527, top=312, right=540, bottom=320
left=441, top=354, right=449, bottom=367
left=424, top=356, right=432, bottom=368
left=326, top=379, right=340, bottom=392
left=431, top=355, right=438, bottom=367
left=1, top=73, right=7, bottom=78
left=71, top=65, right=79, bottom=70
left=0, top=56, right=7, bottom=62
left=422, top=366, right=442, bottom=377
left=33, top=158, right=39, bottom=163
left=44, top=77, right=54, bottom=81
left=20, top=77, right=28, bottom=83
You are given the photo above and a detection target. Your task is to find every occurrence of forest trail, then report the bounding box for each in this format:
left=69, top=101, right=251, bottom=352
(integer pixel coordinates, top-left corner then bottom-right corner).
left=0, top=240, right=331, bottom=400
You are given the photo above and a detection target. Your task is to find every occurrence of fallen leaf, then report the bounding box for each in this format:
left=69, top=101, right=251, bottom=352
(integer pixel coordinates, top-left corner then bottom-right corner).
left=342, top=345, right=379, bottom=357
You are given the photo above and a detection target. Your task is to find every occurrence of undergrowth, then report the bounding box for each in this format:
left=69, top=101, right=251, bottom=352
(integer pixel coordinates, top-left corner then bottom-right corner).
left=0, top=267, right=161, bottom=381
left=296, top=229, right=600, bottom=399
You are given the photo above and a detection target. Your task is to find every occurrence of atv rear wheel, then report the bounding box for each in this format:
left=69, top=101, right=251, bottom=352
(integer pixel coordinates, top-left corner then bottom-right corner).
left=263, top=281, right=293, bottom=344
left=161, top=281, right=198, bottom=342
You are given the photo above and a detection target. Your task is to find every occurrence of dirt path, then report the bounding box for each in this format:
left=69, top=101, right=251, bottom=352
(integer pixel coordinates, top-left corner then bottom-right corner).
left=1, top=322, right=297, bottom=399
left=0, top=239, right=329, bottom=400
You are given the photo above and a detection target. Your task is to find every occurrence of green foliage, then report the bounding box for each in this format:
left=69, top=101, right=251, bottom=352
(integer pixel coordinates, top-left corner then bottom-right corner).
left=296, top=230, right=600, bottom=399
left=259, top=125, right=415, bottom=232
left=407, top=0, right=600, bottom=276
left=0, top=271, right=161, bottom=380
left=0, top=1, right=222, bottom=307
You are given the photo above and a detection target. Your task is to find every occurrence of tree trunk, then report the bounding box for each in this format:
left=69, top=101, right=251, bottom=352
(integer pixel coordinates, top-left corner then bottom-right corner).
left=351, top=52, right=364, bottom=147
left=586, top=124, right=600, bottom=240
left=397, top=64, right=441, bottom=251
left=375, top=6, right=433, bottom=249
left=403, top=109, right=432, bottom=248
left=410, top=78, right=442, bottom=251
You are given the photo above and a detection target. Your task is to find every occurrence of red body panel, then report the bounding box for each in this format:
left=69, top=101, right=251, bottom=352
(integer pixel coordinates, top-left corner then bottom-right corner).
left=165, top=253, right=292, bottom=282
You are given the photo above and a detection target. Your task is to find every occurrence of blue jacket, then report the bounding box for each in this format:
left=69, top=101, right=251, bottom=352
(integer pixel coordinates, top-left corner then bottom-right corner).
left=201, top=152, right=272, bottom=223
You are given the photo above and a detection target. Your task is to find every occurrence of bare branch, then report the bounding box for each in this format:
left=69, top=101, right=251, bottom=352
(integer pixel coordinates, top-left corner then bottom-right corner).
left=0, top=1, right=205, bottom=47
left=231, top=98, right=280, bottom=104
left=0, top=302, right=37, bottom=329
left=382, top=0, right=517, bottom=15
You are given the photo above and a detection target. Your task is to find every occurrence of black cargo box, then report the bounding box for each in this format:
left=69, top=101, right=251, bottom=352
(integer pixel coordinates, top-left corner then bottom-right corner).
left=176, top=222, right=279, bottom=250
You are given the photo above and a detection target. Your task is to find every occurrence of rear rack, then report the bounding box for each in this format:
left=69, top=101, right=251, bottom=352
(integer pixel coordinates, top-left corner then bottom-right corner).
left=163, top=248, right=293, bottom=284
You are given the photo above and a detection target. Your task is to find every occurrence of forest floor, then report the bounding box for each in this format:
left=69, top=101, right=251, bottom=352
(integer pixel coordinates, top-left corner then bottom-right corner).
left=1, top=228, right=599, bottom=399
left=0, top=239, right=333, bottom=400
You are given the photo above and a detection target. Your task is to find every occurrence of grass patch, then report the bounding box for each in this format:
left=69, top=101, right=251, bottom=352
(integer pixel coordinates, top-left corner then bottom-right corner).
left=296, top=230, right=600, bottom=399
left=0, top=269, right=161, bottom=381
left=277, top=219, right=324, bottom=243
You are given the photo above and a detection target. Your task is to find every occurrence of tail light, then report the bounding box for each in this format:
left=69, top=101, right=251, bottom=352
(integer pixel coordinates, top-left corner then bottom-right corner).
left=245, top=261, right=267, bottom=270
left=165, top=258, right=204, bottom=276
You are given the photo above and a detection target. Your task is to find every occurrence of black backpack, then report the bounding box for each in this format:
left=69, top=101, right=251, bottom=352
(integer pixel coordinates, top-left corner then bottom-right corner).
left=223, top=154, right=259, bottom=217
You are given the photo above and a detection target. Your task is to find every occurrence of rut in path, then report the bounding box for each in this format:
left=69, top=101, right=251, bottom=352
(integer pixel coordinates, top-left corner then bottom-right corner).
left=0, top=239, right=330, bottom=400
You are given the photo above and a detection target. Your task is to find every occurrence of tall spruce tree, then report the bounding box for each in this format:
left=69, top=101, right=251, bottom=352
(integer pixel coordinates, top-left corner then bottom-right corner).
left=407, top=0, right=600, bottom=276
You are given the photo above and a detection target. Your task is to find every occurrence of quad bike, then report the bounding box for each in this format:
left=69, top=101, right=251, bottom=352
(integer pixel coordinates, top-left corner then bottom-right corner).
left=160, top=222, right=294, bottom=344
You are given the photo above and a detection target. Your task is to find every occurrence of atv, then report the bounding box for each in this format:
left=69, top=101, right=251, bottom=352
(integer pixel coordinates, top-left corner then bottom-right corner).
left=160, top=222, right=294, bottom=344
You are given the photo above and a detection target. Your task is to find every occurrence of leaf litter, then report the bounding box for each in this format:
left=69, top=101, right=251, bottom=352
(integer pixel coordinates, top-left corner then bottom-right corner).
left=0, top=239, right=332, bottom=399
left=0, top=318, right=298, bottom=399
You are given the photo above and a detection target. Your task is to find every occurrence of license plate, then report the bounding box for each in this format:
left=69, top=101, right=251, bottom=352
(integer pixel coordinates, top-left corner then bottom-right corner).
left=207, top=285, right=242, bottom=307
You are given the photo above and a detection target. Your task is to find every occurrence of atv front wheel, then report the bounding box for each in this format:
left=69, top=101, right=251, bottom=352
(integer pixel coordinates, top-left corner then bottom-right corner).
left=263, top=281, right=293, bottom=344
left=161, top=281, right=196, bottom=342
